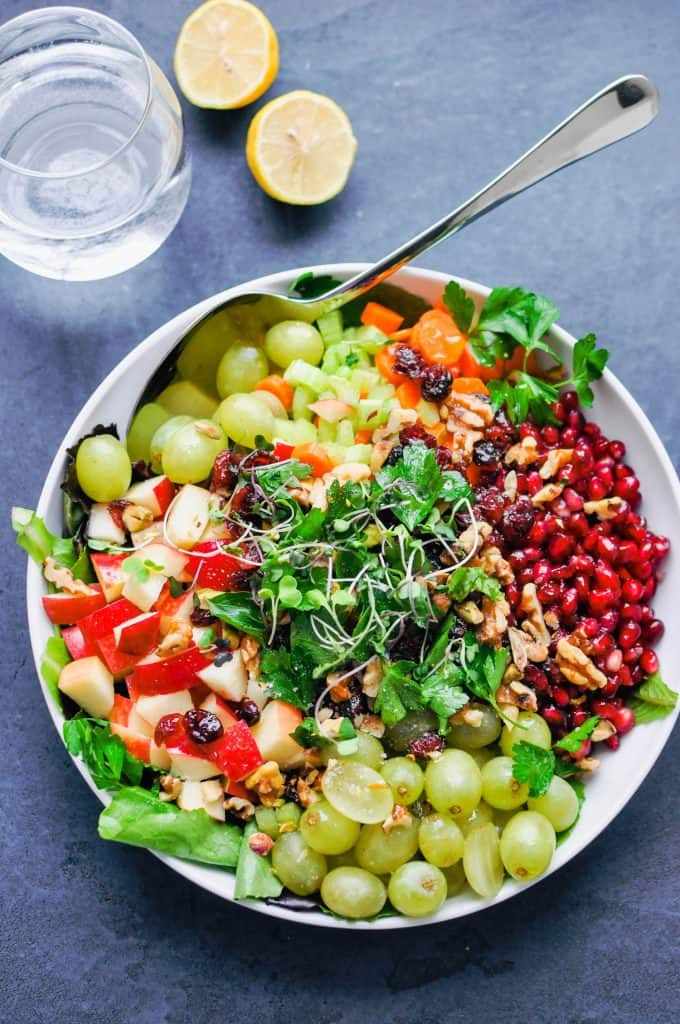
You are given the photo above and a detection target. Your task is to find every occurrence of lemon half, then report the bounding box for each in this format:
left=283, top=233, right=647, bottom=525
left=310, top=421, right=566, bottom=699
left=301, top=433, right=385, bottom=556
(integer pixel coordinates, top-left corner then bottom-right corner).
left=174, top=0, right=278, bottom=110
left=246, top=90, right=357, bottom=205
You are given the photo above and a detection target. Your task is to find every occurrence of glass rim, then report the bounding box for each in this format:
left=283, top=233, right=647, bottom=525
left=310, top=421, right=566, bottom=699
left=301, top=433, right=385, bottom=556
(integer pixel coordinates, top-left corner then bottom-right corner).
left=0, top=5, right=153, bottom=180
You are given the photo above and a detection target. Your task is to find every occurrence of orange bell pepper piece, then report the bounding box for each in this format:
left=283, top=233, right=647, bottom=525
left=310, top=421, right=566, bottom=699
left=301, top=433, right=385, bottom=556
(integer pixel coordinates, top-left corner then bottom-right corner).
left=360, top=301, right=405, bottom=335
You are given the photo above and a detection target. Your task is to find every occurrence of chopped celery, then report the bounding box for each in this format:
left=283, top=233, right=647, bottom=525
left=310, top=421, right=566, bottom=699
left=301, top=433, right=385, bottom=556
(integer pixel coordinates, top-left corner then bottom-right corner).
left=371, top=382, right=396, bottom=401
left=292, top=385, right=315, bottom=420
left=272, top=418, right=318, bottom=445
left=283, top=359, right=328, bottom=394
left=317, top=310, right=344, bottom=347
left=325, top=443, right=347, bottom=466
left=316, top=419, right=336, bottom=444
left=348, top=368, right=380, bottom=393
left=344, top=444, right=373, bottom=465
left=356, top=398, right=391, bottom=430
left=354, top=325, right=388, bottom=352
left=327, top=376, right=360, bottom=407
left=336, top=419, right=356, bottom=447
left=417, top=399, right=441, bottom=426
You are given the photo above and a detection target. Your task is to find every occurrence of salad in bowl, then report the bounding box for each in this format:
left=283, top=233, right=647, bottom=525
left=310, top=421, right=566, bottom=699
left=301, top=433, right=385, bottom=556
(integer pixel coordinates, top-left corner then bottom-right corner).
left=15, top=267, right=678, bottom=925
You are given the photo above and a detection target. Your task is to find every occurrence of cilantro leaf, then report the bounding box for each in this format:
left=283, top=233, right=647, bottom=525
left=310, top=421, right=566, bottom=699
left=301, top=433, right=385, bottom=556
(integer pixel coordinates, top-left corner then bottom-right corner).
left=554, top=715, right=599, bottom=753
left=63, top=715, right=145, bottom=791
left=374, top=661, right=423, bottom=725
left=627, top=670, right=678, bottom=724
left=489, top=373, right=560, bottom=426
left=438, top=470, right=475, bottom=506
left=325, top=479, right=367, bottom=523
left=290, top=717, right=331, bottom=749
left=442, top=280, right=475, bottom=333
left=375, top=445, right=444, bottom=530
left=254, top=459, right=313, bottom=496
left=260, top=643, right=316, bottom=711
left=419, top=670, right=468, bottom=727
left=448, top=566, right=503, bottom=603
left=511, top=740, right=556, bottom=797
left=207, top=592, right=266, bottom=642
left=460, top=633, right=509, bottom=715
left=570, top=333, right=610, bottom=407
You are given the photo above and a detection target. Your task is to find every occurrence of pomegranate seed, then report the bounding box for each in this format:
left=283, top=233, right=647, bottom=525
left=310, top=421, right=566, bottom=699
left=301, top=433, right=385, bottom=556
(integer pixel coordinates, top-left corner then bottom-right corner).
left=506, top=581, right=520, bottom=606
left=643, top=619, right=664, bottom=643
left=526, top=471, right=543, bottom=495
left=632, top=561, right=654, bottom=581
left=608, top=440, right=626, bottom=460
left=591, top=632, right=615, bottom=657
left=537, top=582, right=561, bottom=604
left=520, top=423, right=540, bottom=442
left=623, top=644, right=643, bottom=665
left=616, top=540, right=637, bottom=565
left=562, top=390, right=579, bottom=411
left=552, top=400, right=566, bottom=422
left=563, top=488, right=584, bottom=511
left=640, top=648, right=659, bottom=674
left=524, top=665, right=549, bottom=692
left=533, top=560, right=553, bottom=586
left=587, top=478, right=609, bottom=501
left=620, top=602, right=643, bottom=622
left=573, top=441, right=594, bottom=468
left=630, top=666, right=644, bottom=685
left=528, top=518, right=551, bottom=545
left=560, top=588, right=579, bottom=617
left=570, top=553, right=594, bottom=575
left=551, top=685, right=571, bottom=707
left=591, top=698, right=615, bottom=719
left=653, top=536, right=670, bottom=561
left=621, top=578, right=644, bottom=602
left=574, top=574, right=590, bottom=600
left=548, top=534, right=573, bottom=562
left=568, top=513, right=589, bottom=538
left=570, top=707, right=589, bottom=728
left=601, top=679, right=620, bottom=697
left=581, top=617, right=600, bottom=639
left=617, top=665, right=634, bottom=687
left=596, top=536, right=618, bottom=562
left=567, top=409, right=585, bottom=430
left=599, top=608, right=620, bottom=631
left=594, top=561, right=620, bottom=591
left=605, top=649, right=623, bottom=673
left=618, top=620, right=642, bottom=649
left=552, top=563, right=574, bottom=581
left=542, top=425, right=561, bottom=445
left=606, top=735, right=621, bottom=750
left=560, top=427, right=579, bottom=446
left=542, top=705, right=566, bottom=730
left=509, top=550, right=528, bottom=572
left=642, top=578, right=657, bottom=600
left=612, top=706, right=635, bottom=735
left=570, top=739, right=592, bottom=760
left=589, top=588, right=616, bottom=614
left=614, top=475, right=640, bottom=501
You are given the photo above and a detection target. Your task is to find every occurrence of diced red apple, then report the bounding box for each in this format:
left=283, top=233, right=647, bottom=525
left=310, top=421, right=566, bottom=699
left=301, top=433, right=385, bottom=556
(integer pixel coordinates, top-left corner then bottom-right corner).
left=42, top=585, right=106, bottom=626
left=124, top=475, right=176, bottom=517
left=250, top=700, right=305, bottom=770
left=207, top=720, right=263, bottom=780
left=246, top=677, right=269, bottom=710
left=109, top=722, right=151, bottom=764
left=166, top=736, right=219, bottom=781
left=134, top=689, right=194, bottom=726
left=78, top=597, right=141, bottom=647
left=131, top=524, right=163, bottom=548
left=200, top=692, right=238, bottom=731
left=165, top=484, right=211, bottom=550
left=186, top=542, right=254, bottom=590
left=198, top=649, right=248, bottom=702
left=178, top=779, right=225, bottom=821
left=113, top=611, right=161, bottom=655
left=122, top=570, right=166, bottom=612
left=90, top=552, right=128, bottom=602
left=156, top=587, right=195, bottom=635
left=95, top=633, right=143, bottom=679
left=127, top=646, right=209, bottom=699
left=61, top=625, right=95, bottom=661
left=88, top=503, right=126, bottom=545
left=307, top=398, right=355, bottom=422
left=109, top=694, right=154, bottom=737
left=273, top=441, right=294, bottom=460
left=133, top=542, right=190, bottom=580
left=58, top=656, right=114, bottom=719
left=224, top=777, right=250, bottom=800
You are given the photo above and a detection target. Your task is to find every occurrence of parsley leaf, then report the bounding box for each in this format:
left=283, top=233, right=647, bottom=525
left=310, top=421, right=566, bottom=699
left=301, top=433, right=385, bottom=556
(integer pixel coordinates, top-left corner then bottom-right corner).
left=448, top=566, right=503, bottom=603
left=376, top=446, right=471, bottom=531
left=460, top=633, right=509, bottom=716
left=374, top=661, right=425, bottom=725
left=63, top=715, right=145, bottom=791
left=554, top=715, right=600, bottom=753
left=442, top=280, right=475, bottom=334
left=207, top=592, right=266, bottom=642
left=511, top=740, right=556, bottom=797
left=290, top=271, right=342, bottom=299
left=468, top=287, right=561, bottom=368
left=260, top=644, right=316, bottom=711
left=626, top=670, right=678, bottom=724
left=290, top=717, right=331, bottom=748
left=570, top=333, right=609, bottom=407
left=254, top=459, right=313, bottom=496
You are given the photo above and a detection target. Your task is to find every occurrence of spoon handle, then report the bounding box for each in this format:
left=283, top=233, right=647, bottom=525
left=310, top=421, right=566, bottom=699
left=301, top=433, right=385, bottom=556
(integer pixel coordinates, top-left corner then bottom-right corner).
left=322, top=75, right=658, bottom=302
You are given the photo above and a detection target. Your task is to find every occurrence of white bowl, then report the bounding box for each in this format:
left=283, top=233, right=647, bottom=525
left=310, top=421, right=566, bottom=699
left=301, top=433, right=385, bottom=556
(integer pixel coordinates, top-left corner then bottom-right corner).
left=27, top=263, right=680, bottom=929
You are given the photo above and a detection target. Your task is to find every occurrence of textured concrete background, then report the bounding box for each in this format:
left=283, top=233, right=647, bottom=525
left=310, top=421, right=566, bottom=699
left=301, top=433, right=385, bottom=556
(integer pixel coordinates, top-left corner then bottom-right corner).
left=1, top=1, right=678, bottom=1022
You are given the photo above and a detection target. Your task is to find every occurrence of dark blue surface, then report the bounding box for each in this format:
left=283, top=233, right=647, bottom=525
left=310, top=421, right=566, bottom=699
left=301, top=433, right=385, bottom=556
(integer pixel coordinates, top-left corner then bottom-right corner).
left=1, top=2, right=679, bottom=1021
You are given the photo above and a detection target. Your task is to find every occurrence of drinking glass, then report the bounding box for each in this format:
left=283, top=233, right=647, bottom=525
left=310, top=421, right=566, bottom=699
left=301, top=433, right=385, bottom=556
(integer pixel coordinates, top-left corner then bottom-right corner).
left=0, top=6, right=192, bottom=280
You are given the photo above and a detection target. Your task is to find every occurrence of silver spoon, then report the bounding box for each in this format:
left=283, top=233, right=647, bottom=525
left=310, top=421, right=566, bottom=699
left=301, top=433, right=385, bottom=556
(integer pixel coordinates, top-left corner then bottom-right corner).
left=135, top=74, right=658, bottom=410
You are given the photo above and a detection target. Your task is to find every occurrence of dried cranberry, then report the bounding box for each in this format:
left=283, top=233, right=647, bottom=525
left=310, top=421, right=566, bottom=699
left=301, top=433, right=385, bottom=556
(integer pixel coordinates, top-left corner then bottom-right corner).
left=409, top=732, right=445, bottom=757
left=154, top=713, right=185, bottom=747
left=211, top=449, right=240, bottom=492
left=393, top=344, right=427, bottom=379
left=184, top=708, right=224, bottom=744
left=500, top=498, right=536, bottom=546
left=231, top=483, right=259, bottom=518
left=190, top=606, right=217, bottom=627
left=399, top=422, right=437, bottom=449
left=435, top=446, right=454, bottom=470
left=474, top=487, right=506, bottom=525
left=421, top=364, right=453, bottom=402
left=232, top=699, right=261, bottom=725
left=473, top=440, right=504, bottom=467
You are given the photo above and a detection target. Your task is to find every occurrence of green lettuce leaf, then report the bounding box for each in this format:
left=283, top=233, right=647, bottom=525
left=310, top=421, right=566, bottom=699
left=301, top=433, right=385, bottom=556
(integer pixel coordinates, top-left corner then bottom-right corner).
left=98, top=787, right=242, bottom=867
left=627, top=670, right=678, bottom=724
left=41, top=633, right=70, bottom=708
left=234, top=821, right=283, bottom=899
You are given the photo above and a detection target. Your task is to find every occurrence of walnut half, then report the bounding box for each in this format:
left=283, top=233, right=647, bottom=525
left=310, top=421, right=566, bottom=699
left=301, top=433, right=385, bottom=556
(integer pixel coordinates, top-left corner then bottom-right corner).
left=556, top=637, right=607, bottom=690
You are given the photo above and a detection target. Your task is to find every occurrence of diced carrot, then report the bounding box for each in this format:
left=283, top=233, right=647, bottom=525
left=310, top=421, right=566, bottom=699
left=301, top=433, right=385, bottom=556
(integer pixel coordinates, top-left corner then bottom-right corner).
left=432, top=295, right=449, bottom=312
left=354, top=429, right=372, bottom=443
left=375, top=342, right=407, bottom=385
left=291, top=442, right=334, bottom=477
left=388, top=328, right=413, bottom=342
left=361, top=301, right=404, bottom=335
left=395, top=380, right=422, bottom=409
left=255, top=374, right=294, bottom=410
left=503, top=347, right=525, bottom=374
left=424, top=421, right=448, bottom=443
left=466, top=463, right=484, bottom=487
left=458, top=342, right=505, bottom=382
left=412, top=309, right=466, bottom=367
left=453, top=376, right=490, bottom=396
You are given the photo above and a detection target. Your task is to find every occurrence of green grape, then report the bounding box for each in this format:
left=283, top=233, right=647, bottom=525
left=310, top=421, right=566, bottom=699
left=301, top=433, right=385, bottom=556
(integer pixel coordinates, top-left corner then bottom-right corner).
left=442, top=860, right=466, bottom=898
left=425, top=750, right=482, bottom=817
left=493, top=807, right=516, bottom=830
left=76, top=434, right=132, bottom=502
left=384, top=711, right=439, bottom=754
left=481, top=756, right=530, bottom=810
left=446, top=704, right=502, bottom=750
left=321, top=867, right=387, bottom=920
left=455, top=799, right=496, bottom=836
left=176, top=308, right=243, bottom=394
left=149, top=415, right=192, bottom=473
left=327, top=848, right=359, bottom=870
left=271, top=830, right=327, bottom=896
left=499, top=712, right=552, bottom=757
left=322, top=761, right=394, bottom=824
left=254, top=806, right=280, bottom=839
left=355, top=818, right=419, bottom=874
left=299, top=799, right=360, bottom=855
left=252, top=389, right=287, bottom=419
left=321, top=732, right=385, bottom=772
left=161, top=420, right=226, bottom=483
left=388, top=861, right=447, bottom=918
left=275, top=802, right=301, bottom=828
left=126, top=403, right=171, bottom=463
left=381, top=757, right=424, bottom=805
left=215, top=393, right=275, bottom=448
left=468, top=747, right=495, bottom=770
left=156, top=380, right=218, bottom=419
left=462, top=822, right=504, bottom=899
left=265, top=320, right=324, bottom=368
left=216, top=342, right=269, bottom=398
left=527, top=777, right=579, bottom=833
left=419, top=813, right=465, bottom=868
left=499, top=811, right=556, bottom=881
left=271, top=417, right=318, bottom=446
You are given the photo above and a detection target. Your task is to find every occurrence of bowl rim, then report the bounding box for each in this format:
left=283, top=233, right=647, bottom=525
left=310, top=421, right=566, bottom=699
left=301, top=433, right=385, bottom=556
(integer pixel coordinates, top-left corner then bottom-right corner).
left=26, top=261, right=680, bottom=930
